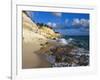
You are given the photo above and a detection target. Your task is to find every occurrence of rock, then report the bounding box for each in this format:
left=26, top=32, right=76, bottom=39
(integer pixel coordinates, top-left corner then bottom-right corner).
left=35, top=38, right=89, bottom=67
left=78, top=55, right=89, bottom=66
left=45, top=54, right=56, bottom=64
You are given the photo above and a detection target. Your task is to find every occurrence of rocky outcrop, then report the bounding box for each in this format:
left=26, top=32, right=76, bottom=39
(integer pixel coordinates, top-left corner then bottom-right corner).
left=35, top=44, right=89, bottom=67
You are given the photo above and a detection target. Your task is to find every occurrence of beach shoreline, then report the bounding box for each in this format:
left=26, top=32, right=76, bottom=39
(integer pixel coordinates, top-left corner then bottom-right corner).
left=22, top=11, right=89, bottom=69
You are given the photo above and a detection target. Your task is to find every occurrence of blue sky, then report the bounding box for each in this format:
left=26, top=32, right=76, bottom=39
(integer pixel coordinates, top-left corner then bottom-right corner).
left=27, top=11, right=89, bottom=36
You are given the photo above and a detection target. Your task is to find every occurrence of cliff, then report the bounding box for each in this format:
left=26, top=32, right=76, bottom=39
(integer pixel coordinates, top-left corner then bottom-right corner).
left=22, top=12, right=61, bottom=40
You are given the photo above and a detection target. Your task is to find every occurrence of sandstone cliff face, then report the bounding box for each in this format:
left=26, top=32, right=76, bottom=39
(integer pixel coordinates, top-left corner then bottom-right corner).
left=22, top=12, right=46, bottom=43
left=22, top=12, right=38, bottom=32
left=38, top=26, right=60, bottom=39
left=22, top=12, right=60, bottom=40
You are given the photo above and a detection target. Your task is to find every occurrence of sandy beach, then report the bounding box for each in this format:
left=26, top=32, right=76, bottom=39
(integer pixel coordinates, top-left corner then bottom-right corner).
left=22, top=29, right=51, bottom=69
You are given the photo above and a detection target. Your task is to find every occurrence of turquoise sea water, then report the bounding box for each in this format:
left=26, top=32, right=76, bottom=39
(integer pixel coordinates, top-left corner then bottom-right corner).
left=63, top=35, right=89, bottom=50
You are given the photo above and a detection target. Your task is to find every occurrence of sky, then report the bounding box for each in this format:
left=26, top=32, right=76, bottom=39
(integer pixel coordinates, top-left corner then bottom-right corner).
left=27, top=11, right=89, bottom=36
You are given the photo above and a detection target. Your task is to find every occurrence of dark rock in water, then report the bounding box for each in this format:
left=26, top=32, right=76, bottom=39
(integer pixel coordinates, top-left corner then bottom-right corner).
left=45, top=54, right=56, bottom=64
left=63, top=56, right=73, bottom=64
left=78, top=55, right=89, bottom=66
left=55, top=55, right=62, bottom=62
left=49, top=47, right=57, bottom=53
left=36, top=42, right=89, bottom=67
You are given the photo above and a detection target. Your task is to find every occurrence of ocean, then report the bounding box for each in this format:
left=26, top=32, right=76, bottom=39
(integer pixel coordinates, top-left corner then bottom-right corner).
left=63, top=35, right=89, bottom=50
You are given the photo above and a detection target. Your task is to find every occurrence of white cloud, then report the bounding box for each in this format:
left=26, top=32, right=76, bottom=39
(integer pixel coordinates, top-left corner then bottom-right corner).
left=25, top=11, right=33, bottom=17
left=52, top=23, right=57, bottom=27
left=47, top=22, right=57, bottom=27
left=72, top=18, right=89, bottom=27
left=65, top=19, right=69, bottom=24
left=52, top=12, right=62, bottom=17
left=72, top=18, right=80, bottom=26
left=47, top=22, right=52, bottom=26
left=80, top=19, right=89, bottom=27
